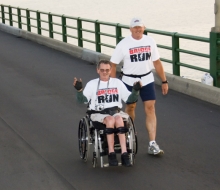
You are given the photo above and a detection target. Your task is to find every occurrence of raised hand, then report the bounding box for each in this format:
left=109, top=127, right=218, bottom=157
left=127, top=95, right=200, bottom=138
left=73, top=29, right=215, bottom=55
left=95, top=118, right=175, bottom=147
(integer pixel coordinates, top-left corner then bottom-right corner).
left=133, top=81, right=142, bottom=91
left=73, top=77, right=83, bottom=91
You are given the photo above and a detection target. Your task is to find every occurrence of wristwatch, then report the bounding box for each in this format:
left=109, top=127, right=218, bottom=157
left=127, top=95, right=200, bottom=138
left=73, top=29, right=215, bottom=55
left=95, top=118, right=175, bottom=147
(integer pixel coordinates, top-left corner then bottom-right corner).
left=162, top=80, right=168, bottom=84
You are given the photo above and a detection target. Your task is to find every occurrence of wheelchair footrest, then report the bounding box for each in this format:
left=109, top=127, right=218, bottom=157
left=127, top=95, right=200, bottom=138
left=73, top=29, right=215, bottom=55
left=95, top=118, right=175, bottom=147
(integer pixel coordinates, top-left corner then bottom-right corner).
left=103, top=162, right=122, bottom=167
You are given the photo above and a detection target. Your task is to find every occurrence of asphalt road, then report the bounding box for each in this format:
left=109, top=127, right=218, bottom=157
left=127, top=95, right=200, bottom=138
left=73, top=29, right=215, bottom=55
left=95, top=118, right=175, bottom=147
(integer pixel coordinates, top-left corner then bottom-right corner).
left=0, top=30, right=220, bottom=190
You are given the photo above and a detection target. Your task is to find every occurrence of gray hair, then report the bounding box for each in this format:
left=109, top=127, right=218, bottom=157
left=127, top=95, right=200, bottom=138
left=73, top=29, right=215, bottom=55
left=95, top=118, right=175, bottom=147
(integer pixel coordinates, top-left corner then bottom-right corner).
left=97, top=60, right=112, bottom=69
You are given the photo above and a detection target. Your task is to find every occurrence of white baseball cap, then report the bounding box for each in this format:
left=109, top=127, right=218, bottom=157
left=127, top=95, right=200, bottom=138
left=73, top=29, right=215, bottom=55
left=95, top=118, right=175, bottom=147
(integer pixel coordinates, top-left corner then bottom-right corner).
left=130, top=17, right=145, bottom=28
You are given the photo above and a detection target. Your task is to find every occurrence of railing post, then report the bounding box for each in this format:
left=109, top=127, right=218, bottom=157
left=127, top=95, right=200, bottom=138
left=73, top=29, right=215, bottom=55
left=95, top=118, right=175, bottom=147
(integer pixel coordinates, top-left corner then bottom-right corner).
left=95, top=20, right=101, bottom=52
left=62, top=14, right=67, bottom=43
left=116, top=23, right=122, bottom=44
left=8, top=6, right=13, bottom=26
left=172, top=33, right=180, bottom=76
left=48, top=13, right=53, bottom=38
left=1, top=5, right=5, bottom=24
left=77, top=17, right=83, bottom=47
left=17, top=7, right=22, bottom=29
left=210, top=0, right=220, bottom=87
left=36, top=11, right=41, bottom=35
left=26, top=9, right=31, bottom=32
left=209, top=32, right=220, bottom=87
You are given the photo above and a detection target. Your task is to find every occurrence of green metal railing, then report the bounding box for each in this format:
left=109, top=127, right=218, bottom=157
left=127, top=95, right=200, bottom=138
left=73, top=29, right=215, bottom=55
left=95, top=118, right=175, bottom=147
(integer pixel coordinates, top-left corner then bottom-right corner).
left=1, top=4, right=220, bottom=87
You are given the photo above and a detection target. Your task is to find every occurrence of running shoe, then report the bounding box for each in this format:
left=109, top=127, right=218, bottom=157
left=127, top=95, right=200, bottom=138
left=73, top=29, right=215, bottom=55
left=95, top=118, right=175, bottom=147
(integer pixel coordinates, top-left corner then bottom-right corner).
left=148, top=142, right=164, bottom=155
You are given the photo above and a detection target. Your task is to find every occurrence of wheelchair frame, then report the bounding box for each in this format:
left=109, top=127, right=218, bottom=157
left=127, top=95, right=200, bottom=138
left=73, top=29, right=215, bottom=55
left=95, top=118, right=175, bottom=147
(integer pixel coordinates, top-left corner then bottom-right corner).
left=78, top=114, right=138, bottom=168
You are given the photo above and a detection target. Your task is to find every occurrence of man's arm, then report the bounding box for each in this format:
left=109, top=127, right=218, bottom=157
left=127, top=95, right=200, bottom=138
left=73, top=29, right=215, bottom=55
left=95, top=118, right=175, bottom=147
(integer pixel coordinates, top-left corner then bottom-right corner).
left=153, top=59, right=168, bottom=95
left=126, top=81, right=141, bottom=104
left=73, top=77, right=88, bottom=103
left=110, top=62, right=117, bottom=78
left=76, top=90, right=88, bottom=103
left=126, top=89, right=139, bottom=104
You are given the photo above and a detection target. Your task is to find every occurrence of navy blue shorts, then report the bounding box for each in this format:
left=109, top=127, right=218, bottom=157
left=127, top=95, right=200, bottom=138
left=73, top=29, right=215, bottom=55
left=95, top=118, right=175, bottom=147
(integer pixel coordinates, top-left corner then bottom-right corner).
left=123, top=82, right=156, bottom=102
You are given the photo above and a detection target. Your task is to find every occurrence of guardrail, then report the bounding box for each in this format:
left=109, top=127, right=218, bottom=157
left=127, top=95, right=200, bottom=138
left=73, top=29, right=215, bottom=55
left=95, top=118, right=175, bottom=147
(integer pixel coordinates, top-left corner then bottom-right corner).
left=1, top=4, right=220, bottom=87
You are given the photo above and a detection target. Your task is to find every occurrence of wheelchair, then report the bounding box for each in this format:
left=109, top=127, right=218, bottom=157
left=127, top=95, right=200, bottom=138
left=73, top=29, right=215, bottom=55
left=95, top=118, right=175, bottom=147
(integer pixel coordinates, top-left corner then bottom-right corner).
left=78, top=113, right=138, bottom=168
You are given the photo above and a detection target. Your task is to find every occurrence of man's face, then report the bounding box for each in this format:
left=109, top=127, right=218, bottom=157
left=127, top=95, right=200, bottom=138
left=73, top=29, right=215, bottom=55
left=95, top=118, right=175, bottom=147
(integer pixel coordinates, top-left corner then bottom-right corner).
left=130, top=26, right=145, bottom=40
left=97, top=63, right=111, bottom=81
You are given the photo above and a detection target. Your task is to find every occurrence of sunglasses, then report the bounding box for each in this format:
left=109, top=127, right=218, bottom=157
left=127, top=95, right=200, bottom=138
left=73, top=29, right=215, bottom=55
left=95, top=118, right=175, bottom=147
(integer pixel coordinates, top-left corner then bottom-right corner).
left=99, top=69, right=110, bottom=73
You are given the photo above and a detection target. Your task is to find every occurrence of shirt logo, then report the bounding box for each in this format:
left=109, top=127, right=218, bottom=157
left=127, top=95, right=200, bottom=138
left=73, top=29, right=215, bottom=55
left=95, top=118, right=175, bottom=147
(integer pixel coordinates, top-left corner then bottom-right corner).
left=129, top=46, right=151, bottom=62
left=97, top=88, right=119, bottom=103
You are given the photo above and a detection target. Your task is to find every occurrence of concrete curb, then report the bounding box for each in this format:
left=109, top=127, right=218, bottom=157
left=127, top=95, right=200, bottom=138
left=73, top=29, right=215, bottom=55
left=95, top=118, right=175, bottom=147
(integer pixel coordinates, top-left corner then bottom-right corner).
left=1, top=23, right=220, bottom=106
left=153, top=71, right=220, bottom=105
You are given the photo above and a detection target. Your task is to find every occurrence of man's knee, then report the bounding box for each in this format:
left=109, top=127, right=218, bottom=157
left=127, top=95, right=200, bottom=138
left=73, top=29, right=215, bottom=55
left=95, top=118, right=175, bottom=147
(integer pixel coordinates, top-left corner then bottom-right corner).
left=125, top=103, right=136, bottom=121
left=104, top=116, right=115, bottom=125
left=144, top=100, right=156, bottom=114
left=114, top=115, right=124, bottom=125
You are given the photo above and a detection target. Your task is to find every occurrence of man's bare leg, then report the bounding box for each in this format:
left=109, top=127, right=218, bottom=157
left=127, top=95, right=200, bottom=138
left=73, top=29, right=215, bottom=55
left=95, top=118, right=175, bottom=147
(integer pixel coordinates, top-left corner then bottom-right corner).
left=103, top=116, right=115, bottom=153
left=103, top=116, right=118, bottom=165
left=125, top=103, right=137, bottom=121
left=144, top=100, right=157, bottom=141
left=114, top=115, right=132, bottom=166
left=144, top=100, right=164, bottom=155
left=114, top=115, right=127, bottom=153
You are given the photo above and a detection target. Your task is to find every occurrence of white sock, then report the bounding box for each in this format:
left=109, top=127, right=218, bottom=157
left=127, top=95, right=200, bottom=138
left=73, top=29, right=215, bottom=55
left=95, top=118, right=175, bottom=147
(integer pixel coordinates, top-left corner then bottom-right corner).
left=149, top=141, right=156, bottom=146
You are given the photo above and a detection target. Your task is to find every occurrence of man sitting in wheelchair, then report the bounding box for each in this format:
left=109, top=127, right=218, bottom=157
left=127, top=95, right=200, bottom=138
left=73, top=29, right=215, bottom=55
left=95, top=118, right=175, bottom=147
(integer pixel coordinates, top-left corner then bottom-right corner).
left=73, top=60, right=141, bottom=167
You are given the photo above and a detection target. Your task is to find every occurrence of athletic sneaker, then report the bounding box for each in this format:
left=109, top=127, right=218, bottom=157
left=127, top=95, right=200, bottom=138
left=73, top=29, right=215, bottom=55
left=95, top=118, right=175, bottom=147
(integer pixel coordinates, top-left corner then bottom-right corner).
left=148, top=142, right=164, bottom=155
left=108, top=152, right=118, bottom=166
left=121, top=152, right=132, bottom=167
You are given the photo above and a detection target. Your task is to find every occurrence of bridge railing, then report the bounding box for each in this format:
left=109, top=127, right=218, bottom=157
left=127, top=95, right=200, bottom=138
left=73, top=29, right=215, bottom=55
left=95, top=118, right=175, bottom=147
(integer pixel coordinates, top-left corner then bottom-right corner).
left=1, top=4, right=220, bottom=87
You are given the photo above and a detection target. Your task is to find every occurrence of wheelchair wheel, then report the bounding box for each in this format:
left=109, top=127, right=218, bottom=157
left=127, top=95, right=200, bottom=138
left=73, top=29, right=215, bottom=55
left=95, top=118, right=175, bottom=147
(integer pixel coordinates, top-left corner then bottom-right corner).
left=78, top=117, right=91, bottom=162
left=128, top=117, right=138, bottom=155
left=92, top=129, right=99, bottom=168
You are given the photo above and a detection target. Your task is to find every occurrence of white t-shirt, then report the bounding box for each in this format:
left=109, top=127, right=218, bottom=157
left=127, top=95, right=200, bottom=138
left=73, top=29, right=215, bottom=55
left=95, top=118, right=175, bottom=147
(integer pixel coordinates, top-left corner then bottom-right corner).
left=110, top=34, right=160, bottom=86
left=83, top=78, right=131, bottom=110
